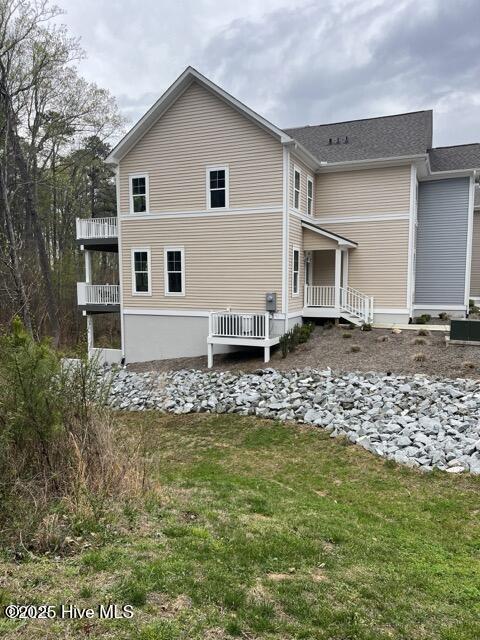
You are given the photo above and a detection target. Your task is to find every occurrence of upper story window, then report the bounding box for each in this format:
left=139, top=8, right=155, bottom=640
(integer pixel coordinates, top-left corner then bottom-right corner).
left=130, top=174, right=149, bottom=213
left=293, top=167, right=301, bottom=210
left=207, top=166, right=229, bottom=209
left=164, top=246, right=185, bottom=296
left=307, top=176, right=313, bottom=215
left=292, top=247, right=300, bottom=296
left=132, top=248, right=151, bottom=295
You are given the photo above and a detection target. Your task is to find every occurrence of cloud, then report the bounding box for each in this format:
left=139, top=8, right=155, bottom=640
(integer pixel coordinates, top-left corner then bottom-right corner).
left=58, top=0, right=480, bottom=146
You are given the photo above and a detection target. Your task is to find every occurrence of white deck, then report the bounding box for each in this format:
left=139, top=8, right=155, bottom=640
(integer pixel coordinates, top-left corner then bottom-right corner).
left=76, top=217, right=117, bottom=240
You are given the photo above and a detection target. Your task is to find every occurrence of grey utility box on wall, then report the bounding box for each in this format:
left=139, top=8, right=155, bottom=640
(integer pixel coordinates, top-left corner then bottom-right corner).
left=265, top=292, right=277, bottom=312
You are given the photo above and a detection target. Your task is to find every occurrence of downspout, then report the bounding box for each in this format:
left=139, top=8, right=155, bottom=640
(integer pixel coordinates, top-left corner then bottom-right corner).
left=464, top=169, right=477, bottom=311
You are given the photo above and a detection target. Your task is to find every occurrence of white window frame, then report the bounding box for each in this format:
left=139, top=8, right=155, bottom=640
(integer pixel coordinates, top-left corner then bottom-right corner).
left=164, top=246, right=185, bottom=296
left=307, top=175, right=314, bottom=215
left=292, top=246, right=300, bottom=296
left=129, top=173, right=149, bottom=214
left=293, top=165, right=301, bottom=211
left=206, top=165, right=229, bottom=210
left=131, top=247, right=151, bottom=296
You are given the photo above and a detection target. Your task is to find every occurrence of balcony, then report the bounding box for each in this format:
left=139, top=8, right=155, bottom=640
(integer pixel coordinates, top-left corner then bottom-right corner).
left=76, top=217, right=118, bottom=252
left=77, top=283, right=120, bottom=313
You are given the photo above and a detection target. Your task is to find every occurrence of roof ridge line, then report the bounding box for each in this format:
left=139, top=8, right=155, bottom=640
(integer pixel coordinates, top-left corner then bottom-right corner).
left=284, top=109, right=432, bottom=131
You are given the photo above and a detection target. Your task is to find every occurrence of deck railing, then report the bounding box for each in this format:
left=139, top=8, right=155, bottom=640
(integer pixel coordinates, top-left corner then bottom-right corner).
left=209, top=311, right=270, bottom=339
left=76, top=217, right=117, bottom=240
left=304, top=285, right=335, bottom=307
left=77, top=283, right=120, bottom=306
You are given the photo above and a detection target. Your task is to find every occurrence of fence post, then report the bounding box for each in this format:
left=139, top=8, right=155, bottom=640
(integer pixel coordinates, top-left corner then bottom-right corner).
left=265, top=312, right=270, bottom=340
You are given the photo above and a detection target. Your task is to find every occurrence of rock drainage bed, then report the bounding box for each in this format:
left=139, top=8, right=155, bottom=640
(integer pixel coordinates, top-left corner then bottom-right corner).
left=108, top=368, right=480, bottom=474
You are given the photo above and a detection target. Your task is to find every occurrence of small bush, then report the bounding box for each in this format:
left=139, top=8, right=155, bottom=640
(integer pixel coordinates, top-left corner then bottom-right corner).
left=350, top=345, right=361, bottom=353
left=414, top=316, right=427, bottom=325
left=323, top=321, right=334, bottom=330
left=376, top=335, right=388, bottom=343
left=412, top=337, right=427, bottom=345
left=361, top=323, right=372, bottom=331
left=279, top=334, right=289, bottom=358
left=279, top=322, right=314, bottom=358
left=342, top=332, right=353, bottom=339
left=412, top=352, right=426, bottom=362
left=438, top=312, right=449, bottom=320
left=421, top=314, right=432, bottom=322
left=417, top=329, right=429, bottom=336
left=463, top=361, right=476, bottom=370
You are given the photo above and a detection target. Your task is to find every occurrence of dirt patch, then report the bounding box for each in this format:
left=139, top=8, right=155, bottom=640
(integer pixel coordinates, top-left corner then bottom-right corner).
left=128, top=323, right=480, bottom=380
left=266, top=572, right=294, bottom=581
left=311, top=567, right=328, bottom=582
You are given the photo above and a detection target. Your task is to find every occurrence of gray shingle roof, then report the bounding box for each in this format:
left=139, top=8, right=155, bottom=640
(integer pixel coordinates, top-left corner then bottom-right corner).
left=284, top=110, right=433, bottom=163
left=428, top=144, right=480, bottom=172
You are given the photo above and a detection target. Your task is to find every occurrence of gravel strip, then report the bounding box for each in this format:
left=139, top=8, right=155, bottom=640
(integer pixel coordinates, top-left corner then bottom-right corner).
left=107, top=367, right=480, bottom=474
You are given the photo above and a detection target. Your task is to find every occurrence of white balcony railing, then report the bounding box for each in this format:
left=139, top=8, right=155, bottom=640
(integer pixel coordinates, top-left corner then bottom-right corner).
left=209, top=311, right=270, bottom=339
left=305, top=285, right=335, bottom=307
left=76, top=217, right=117, bottom=240
left=340, top=286, right=374, bottom=324
left=77, top=283, right=119, bottom=306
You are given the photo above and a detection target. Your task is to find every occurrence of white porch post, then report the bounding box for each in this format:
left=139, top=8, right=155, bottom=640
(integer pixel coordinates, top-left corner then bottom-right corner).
left=84, top=250, right=92, bottom=284
left=341, top=249, right=349, bottom=288
left=264, top=345, right=271, bottom=363
left=334, top=248, right=342, bottom=312
left=207, top=343, right=213, bottom=369
left=86, top=314, right=94, bottom=354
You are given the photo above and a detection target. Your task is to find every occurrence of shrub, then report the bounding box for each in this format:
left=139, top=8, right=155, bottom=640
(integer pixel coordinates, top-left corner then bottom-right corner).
left=279, top=322, right=314, bottom=358
left=414, top=316, right=426, bottom=325
left=0, top=318, right=142, bottom=553
left=342, top=332, right=352, bottom=339
left=279, top=334, right=289, bottom=358
left=421, top=314, right=431, bottom=322
left=417, top=329, right=429, bottom=336
left=412, top=352, right=426, bottom=362
left=463, top=361, right=476, bottom=370
left=438, top=312, right=449, bottom=321
left=376, top=335, right=388, bottom=343
left=412, top=337, right=427, bottom=345
left=350, top=345, right=361, bottom=353
left=361, top=323, right=372, bottom=331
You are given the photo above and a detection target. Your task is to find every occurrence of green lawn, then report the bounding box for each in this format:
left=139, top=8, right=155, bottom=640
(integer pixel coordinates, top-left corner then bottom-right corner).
left=1, top=413, right=479, bottom=639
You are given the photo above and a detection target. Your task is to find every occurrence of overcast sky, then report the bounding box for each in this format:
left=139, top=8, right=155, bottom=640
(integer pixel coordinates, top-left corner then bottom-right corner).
left=59, top=0, right=479, bottom=147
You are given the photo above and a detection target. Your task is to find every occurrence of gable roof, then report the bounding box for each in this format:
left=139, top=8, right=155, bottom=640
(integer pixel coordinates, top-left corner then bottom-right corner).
left=106, top=67, right=293, bottom=165
left=301, top=220, right=357, bottom=247
left=428, top=144, right=480, bottom=172
left=285, top=111, right=433, bottom=164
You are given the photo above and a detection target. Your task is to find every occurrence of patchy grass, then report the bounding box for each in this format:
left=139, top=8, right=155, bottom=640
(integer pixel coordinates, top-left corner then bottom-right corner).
left=1, top=413, right=479, bottom=639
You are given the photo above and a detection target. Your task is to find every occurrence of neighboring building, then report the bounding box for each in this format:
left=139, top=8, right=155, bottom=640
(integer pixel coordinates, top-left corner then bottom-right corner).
left=76, top=67, right=480, bottom=365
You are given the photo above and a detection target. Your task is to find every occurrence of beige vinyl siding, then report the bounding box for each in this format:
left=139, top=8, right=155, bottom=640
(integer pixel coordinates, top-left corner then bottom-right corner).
left=289, top=155, right=315, bottom=215
left=322, top=219, right=409, bottom=308
left=471, top=211, right=480, bottom=297
left=303, top=228, right=338, bottom=250
left=315, top=166, right=411, bottom=218
left=121, top=212, right=282, bottom=310
left=288, top=214, right=304, bottom=311
left=312, top=250, right=335, bottom=286
left=118, top=81, right=283, bottom=213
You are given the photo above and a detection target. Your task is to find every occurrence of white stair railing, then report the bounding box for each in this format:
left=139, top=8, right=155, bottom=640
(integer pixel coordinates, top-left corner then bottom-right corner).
left=340, top=286, right=374, bottom=323
left=209, top=311, right=270, bottom=339
left=77, top=283, right=119, bottom=305
left=76, top=217, right=118, bottom=239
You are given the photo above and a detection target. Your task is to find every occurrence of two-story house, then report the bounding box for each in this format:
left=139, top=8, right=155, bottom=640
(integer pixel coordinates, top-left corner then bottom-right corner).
left=76, top=67, right=480, bottom=366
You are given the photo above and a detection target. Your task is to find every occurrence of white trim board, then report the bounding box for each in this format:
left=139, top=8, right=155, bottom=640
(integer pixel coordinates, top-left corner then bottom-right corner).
left=298, top=212, right=410, bottom=224
left=119, top=206, right=282, bottom=221
left=301, top=220, right=357, bottom=247
left=464, top=173, right=475, bottom=307
left=123, top=308, right=302, bottom=320
left=406, top=163, right=417, bottom=314
left=413, top=304, right=467, bottom=311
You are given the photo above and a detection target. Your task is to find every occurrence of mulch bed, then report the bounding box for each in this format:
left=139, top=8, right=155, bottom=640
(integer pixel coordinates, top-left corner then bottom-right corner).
left=128, top=323, right=480, bottom=380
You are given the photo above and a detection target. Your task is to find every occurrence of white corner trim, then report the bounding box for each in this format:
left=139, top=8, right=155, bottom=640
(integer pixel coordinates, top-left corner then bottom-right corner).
left=129, top=173, right=149, bottom=215
left=116, top=166, right=125, bottom=357
left=464, top=173, right=475, bottom=305
left=206, top=164, right=229, bottom=210
left=119, top=205, right=282, bottom=221
left=164, top=245, right=186, bottom=296
left=282, top=146, right=290, bottom=331
left=406, top=163, right=417, bottom=314
left=131, top=247, right=152, bottom=296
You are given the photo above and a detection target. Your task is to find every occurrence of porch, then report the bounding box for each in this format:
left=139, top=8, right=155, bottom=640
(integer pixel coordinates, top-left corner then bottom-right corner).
left=207, top=311, right=279, bottom=368
left=77, top=282, right=120, bottom=313
left=76, top=216, right=118, bottom=252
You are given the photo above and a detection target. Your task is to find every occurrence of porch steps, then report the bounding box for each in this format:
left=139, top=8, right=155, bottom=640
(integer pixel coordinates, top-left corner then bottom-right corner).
left=340, top=311, right=363, bottom=327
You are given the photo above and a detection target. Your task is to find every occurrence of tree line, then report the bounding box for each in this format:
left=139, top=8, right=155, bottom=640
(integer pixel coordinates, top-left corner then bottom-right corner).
left=0, top=0, right=125, bottom=346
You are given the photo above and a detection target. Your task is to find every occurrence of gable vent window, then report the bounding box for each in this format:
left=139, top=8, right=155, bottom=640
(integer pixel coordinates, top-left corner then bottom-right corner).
left=307, top=176, right=313, bottom=215
left=294, top=167, right=301, bottom=210
left=207, top=166, right=229, bottom=209
left=130, top=175, right=148, bottom=213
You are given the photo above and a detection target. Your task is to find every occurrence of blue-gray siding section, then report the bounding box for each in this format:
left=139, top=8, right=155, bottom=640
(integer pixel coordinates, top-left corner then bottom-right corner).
left=414, top=178, right=470, bottom=305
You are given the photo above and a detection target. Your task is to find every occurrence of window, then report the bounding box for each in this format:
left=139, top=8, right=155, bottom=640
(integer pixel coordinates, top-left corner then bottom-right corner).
left=132, top=248, right=151, bottom=295
left=294, top=167, right=301, bottom=210
left=130, top=174, right=149, bottom=213
left=207, top=166, right=229, bottom=209
left=164, top=247, right=185, bottom=296
left=307, top=176, right=313, bottom=215
left=292, top=247, right=300, bottom=296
